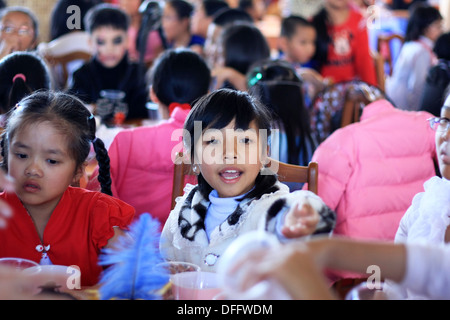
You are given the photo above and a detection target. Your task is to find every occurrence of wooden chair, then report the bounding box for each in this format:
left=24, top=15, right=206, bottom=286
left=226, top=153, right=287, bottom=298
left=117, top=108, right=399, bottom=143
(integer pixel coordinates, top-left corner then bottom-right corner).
left=371, top=49, right=386, bottom=91
left=310, top=80, right=386, bottom=143
left=44, top=51, right=92, bottom=89
left=377, top=33, right=405, bottom=76
left=171, top=152, right=319, bottom=209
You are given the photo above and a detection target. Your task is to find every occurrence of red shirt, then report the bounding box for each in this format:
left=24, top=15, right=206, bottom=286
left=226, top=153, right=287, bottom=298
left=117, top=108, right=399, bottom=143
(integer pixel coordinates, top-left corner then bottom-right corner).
left=0, top=187, right=135, bottom=286
left=321, top=9, right=377, bottom=86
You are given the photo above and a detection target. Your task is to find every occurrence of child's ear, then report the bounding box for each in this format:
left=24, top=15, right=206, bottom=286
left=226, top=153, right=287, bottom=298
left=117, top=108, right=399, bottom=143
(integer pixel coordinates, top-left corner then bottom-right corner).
left=149, top=85, right=160, bottom=104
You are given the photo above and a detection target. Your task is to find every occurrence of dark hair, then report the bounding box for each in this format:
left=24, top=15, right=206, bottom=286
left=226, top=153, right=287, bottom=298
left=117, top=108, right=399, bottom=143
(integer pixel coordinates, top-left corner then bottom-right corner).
left=203, top=0, right=229, bottom=17
left=405, top=4, right=442, bottom=42
left=220, top=22, right=270, bottom=75
left=212, top=8, right=252, bottom=26
left=433, top=31, right=450, bottom=61
left=0, top=52, right=51, bottom=114
left=50, top=0, right=102, bottom=40
left=150, top=48, right=211, bottom=106
left=247, top=59, right=317, bottom=166
left=0, top=6, right=39, bottom=43
left=165, top=0, right=194, bottom=20
left=238, top=0, right=252, bottom=11
left=311, top=8, right=331, bottom=70
left=184, top=88, right=276, bottom=199
left=1, top=91, right=112, bottom=195
left=84, top=3, right=130, bottom=33
left=281, top=15, right=314, bottom=39
left=387, top=0, right=427, bottom=10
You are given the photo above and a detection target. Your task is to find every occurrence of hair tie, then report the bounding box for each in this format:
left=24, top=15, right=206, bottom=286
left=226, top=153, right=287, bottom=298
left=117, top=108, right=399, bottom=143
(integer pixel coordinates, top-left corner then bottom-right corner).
left=168, top=102, right=191, bottom=115
left=92, top=137, right=98, bottom=144
left=248, top=72, right=263, bottom=87
left=12, top=73, right=26, bottom=84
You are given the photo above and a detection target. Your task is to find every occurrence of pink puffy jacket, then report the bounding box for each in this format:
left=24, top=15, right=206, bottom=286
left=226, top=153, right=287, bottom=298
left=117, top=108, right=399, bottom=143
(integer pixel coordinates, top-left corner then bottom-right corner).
left=88, top=107, right=190, bottom=225
left=309, top=99, right=437, bottom=241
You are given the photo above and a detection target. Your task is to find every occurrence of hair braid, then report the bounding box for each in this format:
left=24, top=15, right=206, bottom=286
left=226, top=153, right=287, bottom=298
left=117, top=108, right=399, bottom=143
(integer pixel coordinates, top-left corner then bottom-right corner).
left=87, top=114, right=112, bottom=196
left=92, top=138, right=112, bottom=196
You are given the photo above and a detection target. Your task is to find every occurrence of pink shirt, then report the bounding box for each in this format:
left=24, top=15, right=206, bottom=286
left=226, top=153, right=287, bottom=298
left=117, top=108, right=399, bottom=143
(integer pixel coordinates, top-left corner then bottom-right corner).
left=308, top=99, right=436, bottom=241
left=88, top=107, right=190, bottom=225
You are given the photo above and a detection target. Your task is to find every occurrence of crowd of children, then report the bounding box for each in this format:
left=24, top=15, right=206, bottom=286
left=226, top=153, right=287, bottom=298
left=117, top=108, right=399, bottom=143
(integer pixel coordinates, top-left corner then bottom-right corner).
left=0, top=0, right=448, bottom=300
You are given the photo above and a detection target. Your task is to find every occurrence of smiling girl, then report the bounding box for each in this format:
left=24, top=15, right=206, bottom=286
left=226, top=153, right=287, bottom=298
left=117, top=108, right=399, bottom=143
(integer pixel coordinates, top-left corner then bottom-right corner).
left=0, top=91, right=134, bottom=286
left=160, top=89, right=335, bottom=271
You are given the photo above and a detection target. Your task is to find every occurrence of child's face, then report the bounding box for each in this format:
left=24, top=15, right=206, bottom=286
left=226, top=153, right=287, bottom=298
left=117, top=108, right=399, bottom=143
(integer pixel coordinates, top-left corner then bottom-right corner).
left=283, top=26, right=316, bottom=65
left=90, top=26, right=128, bottom=68
left=118, top=0, right=142, bottom=16
left=191, top=3, right=209, bottom=38
left=0, top=11, right=36, bottom=53
left=436, top=106, right=450, bottom=180
left=325, top=0, right=350, bottom=10
left=249, top=0, right=266, bottom=21
left=7, top=122, right=82, bottom=215
left=162, top=3, right=189, bottom=42
left=194, top=118, right=267, bottom=198
left=424, top=19, right=443, bottom=42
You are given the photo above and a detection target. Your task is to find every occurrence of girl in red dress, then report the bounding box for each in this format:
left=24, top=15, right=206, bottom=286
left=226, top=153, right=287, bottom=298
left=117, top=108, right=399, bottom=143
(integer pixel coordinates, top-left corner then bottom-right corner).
left=0, top=91, right=135, bottom=286
left=311, top=0, right=377, bottom=86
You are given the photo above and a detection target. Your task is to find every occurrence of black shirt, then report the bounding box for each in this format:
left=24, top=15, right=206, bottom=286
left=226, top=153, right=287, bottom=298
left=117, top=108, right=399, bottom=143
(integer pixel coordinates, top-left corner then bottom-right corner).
left=68, top=53, right=149, bottom=119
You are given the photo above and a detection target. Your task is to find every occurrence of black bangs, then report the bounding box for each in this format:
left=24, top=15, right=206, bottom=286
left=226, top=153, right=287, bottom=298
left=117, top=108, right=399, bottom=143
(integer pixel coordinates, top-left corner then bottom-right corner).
left=205, top=89, right=256, bottom=131
left=184, top=89, right=272, bottom=152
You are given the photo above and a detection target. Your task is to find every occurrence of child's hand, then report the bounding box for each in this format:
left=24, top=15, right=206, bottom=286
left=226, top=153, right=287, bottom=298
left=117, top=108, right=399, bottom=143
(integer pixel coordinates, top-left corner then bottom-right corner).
left=0, top=173, right=14, bottom=228
left=281, top=202, right=320, bottom=238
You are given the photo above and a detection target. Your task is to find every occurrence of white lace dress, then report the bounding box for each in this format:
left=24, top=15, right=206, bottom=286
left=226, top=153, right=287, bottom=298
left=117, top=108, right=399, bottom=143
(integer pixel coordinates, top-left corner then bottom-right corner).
left=385, top=176, right=450, bottom=299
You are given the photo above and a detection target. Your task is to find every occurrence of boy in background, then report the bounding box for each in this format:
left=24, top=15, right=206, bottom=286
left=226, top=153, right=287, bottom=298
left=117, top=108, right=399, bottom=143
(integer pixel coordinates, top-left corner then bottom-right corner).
left=69, top=3, right=148, bottom=121
left=278, top=15, right=325, bottom=106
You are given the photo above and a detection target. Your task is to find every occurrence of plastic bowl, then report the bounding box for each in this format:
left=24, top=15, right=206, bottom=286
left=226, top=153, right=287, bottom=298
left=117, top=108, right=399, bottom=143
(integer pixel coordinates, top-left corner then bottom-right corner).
left=0, top=257, right=39, bottom=270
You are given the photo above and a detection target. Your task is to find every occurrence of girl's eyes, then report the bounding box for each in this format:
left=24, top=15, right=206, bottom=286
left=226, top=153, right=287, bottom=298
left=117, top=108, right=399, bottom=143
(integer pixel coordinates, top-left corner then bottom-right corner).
left=205, top=138, right=219, bottom=145
left=96, top=39, right=105, bottom=46
left=47, top=159, right=59, bottom=165
left=14, top=153, right=59, bottom=165
left=15, top=153, right=27, bottom=159
left=204, top=137, right=253, bottom=145
left=240, top=137, right=252, bottom=144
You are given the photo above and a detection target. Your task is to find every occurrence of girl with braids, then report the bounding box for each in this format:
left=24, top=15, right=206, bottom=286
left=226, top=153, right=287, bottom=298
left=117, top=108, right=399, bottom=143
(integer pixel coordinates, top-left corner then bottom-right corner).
left=311, top=0, right=377, bottom=86
left=160, top=89, right=335, bottom=272
left=0, top=91, right=134, bottom=286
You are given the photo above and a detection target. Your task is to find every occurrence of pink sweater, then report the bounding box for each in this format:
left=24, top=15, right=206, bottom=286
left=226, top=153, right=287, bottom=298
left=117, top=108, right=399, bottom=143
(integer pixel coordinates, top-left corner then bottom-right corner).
left=309, top=99, right=437, bottom=241
left=88, top=107, right=190, bottom=225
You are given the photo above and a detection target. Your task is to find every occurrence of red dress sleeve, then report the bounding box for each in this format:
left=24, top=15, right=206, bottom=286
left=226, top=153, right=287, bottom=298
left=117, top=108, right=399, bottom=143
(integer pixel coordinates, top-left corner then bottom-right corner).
left=352, top=14, right=377, bottom=86
left=89, top=192, right=135, bottom=249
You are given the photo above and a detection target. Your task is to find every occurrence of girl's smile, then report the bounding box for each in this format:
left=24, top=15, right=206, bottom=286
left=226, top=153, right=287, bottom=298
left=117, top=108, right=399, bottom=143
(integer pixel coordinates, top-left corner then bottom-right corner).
left=219, top=167, right=243, bottom=183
